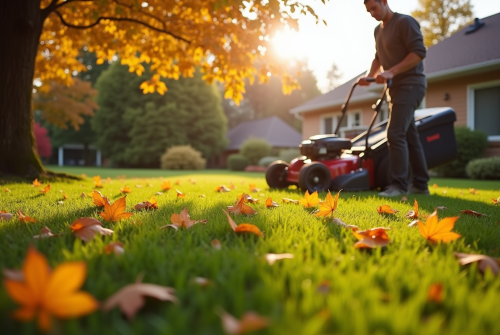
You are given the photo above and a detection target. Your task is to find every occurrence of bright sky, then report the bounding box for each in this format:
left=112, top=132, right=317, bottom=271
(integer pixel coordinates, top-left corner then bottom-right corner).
left=271, top=0, right=500, bottom=93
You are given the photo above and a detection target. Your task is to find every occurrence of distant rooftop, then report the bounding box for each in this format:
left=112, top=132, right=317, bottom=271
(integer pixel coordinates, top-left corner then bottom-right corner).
left=227, top=116, right=302, bottom=150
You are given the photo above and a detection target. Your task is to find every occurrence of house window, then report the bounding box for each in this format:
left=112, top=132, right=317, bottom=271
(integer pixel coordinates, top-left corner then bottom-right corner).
left=353, top=113, right=361, bottom=126
left=322, top=111, right=363, bottom=136
left=474, top=85, right=500, bottom=137
left=324, top=117, right=333, bottom=134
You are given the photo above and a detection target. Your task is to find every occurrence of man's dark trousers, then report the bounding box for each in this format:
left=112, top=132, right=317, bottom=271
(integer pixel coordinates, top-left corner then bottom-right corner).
left=387, top=84, right=429, bottom=191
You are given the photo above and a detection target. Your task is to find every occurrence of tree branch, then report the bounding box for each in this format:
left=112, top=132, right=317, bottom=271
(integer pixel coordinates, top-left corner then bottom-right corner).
left=53, top=10, right=191, bottom=43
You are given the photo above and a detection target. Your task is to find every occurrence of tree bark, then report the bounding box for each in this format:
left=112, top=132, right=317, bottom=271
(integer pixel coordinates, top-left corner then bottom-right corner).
left=0, top=0, right=45, bottom=177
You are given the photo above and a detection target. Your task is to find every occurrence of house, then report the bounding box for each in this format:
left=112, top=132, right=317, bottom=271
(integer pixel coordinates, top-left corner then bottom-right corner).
left=291, top=13, right=500, bottom=157
left=209, top=116, right=303, bottom=168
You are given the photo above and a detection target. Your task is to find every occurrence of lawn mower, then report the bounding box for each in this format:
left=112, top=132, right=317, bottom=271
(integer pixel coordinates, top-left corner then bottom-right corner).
left=266, top=78, right=458, bottom=192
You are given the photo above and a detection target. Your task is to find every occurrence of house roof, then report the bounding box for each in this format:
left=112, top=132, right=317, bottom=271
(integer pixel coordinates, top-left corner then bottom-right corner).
left=292, top=12, right=500, bottom=115
left=226, top=116, right=302, bottom=150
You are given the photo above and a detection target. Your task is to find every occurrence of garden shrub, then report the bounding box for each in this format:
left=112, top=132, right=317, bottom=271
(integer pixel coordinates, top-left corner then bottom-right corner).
left=240, top=138, right=272, bottom=165
left=279, top=148, right=301, bottom=163
left=258, top=156, right=280, bottom=167
left=227, top=154, right=248, bottom=171
left=160, top=145, right=206, bottom=170
left=434, top=127, right=488, bottom=178
left=466, top=157, right=500, bottom=180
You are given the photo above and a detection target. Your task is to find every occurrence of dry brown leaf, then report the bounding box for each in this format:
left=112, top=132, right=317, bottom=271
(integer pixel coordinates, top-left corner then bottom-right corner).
left=70, top=217, right=113, bottom=242
left=282, top=198, right=299, bottom=204
left=215, top=185, right=231, bottom=193
left=33, top=226, right=62, bottom=239
left=265, top=253, right=294, bottom=265
left=237, top=193, right=260, bottom=204
left=427, top=283, right=444, bottom=303
left=39, top=184, right=50, bottom=195
left=176, top=189, right=186, bottom=199
left=377, top=205, right=399, bottom=214
left=454, top=252, right=499, bottom=276
left=352, top=227, right=390, bottom=249
left=92, top=190, right=111, bottom=207
left=32, top=178, right=42, bottom=187
left=104, top=241, right=125, bottom=255
left=17, top=209, right=37, bottom=223
left=102, top=279, right=177, bottom=320
left=222, top=209, right=263, bottom=237
left=211, top=239, right=222, bottom=250
left=227, top=198, right=257, bottom=216
left=217, top=308, right=269, bottom=335
left=99, top=196, right=133, bottom=222
left=265, top=197, right=279, bottom=208
left=120, top=186, right=132, bottom=194
left=0, top=210, right=13, bottom=221
left=401, top=196, right=408, bottom=202
left=134, top=196, right=158, bottom=210
left=160, top=207, right=207, bottom=230
left=405, top=199, right=419, bottom=219
left=460, top=210, right=487, bottom=217
left=80, top=192, right=86, bottom=198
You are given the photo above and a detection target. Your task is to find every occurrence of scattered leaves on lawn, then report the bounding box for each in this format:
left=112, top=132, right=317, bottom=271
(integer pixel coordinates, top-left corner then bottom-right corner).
left=92, top=190, right=111, bottom=207
left=4, top=246, right=98, bottom=332
left=427, top=283, right=444, bottom=303
left=176, top=189, right=186, bottom=199
left=265, top=197, right=279, bottom=208
left=460, top=210, right=487, bottom=217
left=405, top=199, right=419, bottom=219
left=282, top=198, right=299, bottom=204
left=377, top=205, right=399, bottom=214
left=227, top=197, right=257, bottom=216
left=104, top=241, right=125, bottom=255
left=18, top=210, right=37, bottom=223
left=120, top=186, right=132, bottom=194
left=454, top=253, right=499, bottom=276
left=102, top=277, right=177, bottom=320
left=0, top=210, right=13, bottom=221
left=314, top=190, right=341, bottom=218
left=160, top=207, right=207, bottom=230
left=418, top=210, right=460, bottom=243
left=99, top=196, right=133, bottom=222
left=160, top=181, right=171, bottom=191
left=222, top=209, right=263, bottom=237
left=33, top=226, right=61, bottom=239
left=265, top=253, right=294, bottom=265
left=300, top=190, right=319, bottom=208
left=217, top=308, right=269, bottom=335
left=32, top=179, right=42, bottom=187
left=215, top=185, right=231, bottom=193
left=352, top=227, right=390, bottom=249
left=70, top=217, right=114, bottom=242
left=134, top=196, right=158, bottom=210
left=237, top=193, right=260, bottom=204
left=39, top=184, right=50, bottom=195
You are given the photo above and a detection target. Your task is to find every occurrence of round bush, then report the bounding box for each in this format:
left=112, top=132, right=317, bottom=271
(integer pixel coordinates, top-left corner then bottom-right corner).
left=160, top=145, right=206, bottom=170
left=240, top=138, right=271, bottom=165
left=466, top=157, right=500, bottom=180
left=434, top=127, right=488, bottom=178
left=279, top=148, right=301, bottom=163
left=227, top=154, right=248, bottom=171
left=258, top=156, right=280, bottom=167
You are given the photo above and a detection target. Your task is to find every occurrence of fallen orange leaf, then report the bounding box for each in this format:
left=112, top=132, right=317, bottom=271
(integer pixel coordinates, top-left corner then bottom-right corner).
left=104, top=241, right=125, bottom=255
left=160, top=207, right=207, bottom=230
left=4, top=246, right=98, bottom=331
left=405, top=199, right=419, bottom=219
left=176, top=189, right=186, bottom=198
left=300, top=190, right=319, bottom=208
left=17, top=210, right=37, bottom=223
left=134, top=196, right=158, bottom=210
left=120, top=186, right=132, bottom=194
left=377, top=204, right=399, bottom=214
left=315, top=190, right=341, bottom=218
left=418, top=210, right=461, bottom=243
left=492, top=197, right=499, bottom=206
left=222, top=209, right=263, bottom=237
left=217, top=308, right=269, bottom=335
left=161, top=180, right=171, bottom=191
left=99, top=196, right=133, bottom=222
left=32, top=178, right=42, bottom=187
left=237, top=193, right=260, bottom=204
left=39, top=184, right=50, bottom=195
left=33, top=226, right=61, bottom=239
left=216, top=185, right=231, bottom=193
left=352, top=227, right=390, bottom=248
left=70, top=217, right=114, bottom=242
left=102, top=277, right=177, bottom=320
left=454, top=252, right=499, bottom=276
left=460, top=210, right=487, bottom=217
left=427, top=283, right=444, bottom=303
left=62, top=192, right=68, bottom=200
left=249, top=183, right=260, bottom=192
left=282, top=198, right=299, bottom=204
left=0, top=210, right=13, bottom=221
left=93, top=175, right=103, bottom=188
left=227, top=197, right=257, bottom=216
left=92, top=190, right=111, bottom=207
left=265, top=197, right=279, bottom=208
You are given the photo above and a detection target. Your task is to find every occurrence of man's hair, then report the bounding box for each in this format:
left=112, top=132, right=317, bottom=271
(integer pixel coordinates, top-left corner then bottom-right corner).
left=364, top=0, right=382, bottom=3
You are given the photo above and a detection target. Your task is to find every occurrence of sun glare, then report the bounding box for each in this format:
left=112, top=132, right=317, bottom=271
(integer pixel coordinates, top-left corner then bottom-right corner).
left=271, top=28, right=306, bottom=59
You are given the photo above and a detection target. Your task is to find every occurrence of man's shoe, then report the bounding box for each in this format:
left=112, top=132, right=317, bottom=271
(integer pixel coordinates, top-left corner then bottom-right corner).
left=378, top=185, right=408, bottom=197
left=409, top=184, right=430, bottom=195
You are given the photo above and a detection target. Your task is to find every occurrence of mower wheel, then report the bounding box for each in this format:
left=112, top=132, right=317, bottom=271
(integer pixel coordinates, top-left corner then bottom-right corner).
left=299, top=162, right=332, bottom=193
left=266, top=161, right=290, bottom=189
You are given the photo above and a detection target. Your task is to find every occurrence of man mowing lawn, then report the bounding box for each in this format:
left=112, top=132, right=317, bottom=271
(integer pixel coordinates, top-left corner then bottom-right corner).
left=359, top=0, right=430, bottom=197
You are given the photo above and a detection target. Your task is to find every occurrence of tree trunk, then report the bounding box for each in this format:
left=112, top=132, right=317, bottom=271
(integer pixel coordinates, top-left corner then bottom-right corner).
left=0, top=0, right=45, bottom=177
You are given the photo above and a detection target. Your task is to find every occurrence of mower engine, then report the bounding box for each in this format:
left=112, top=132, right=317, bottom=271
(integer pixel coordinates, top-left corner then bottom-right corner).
left=299, top=135, right=353, bottom=160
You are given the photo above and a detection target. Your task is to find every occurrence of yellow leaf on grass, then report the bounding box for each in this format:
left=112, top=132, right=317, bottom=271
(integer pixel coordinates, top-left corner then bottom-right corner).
left=300, top=190, right=319, bottom=208
left=315, top=190, right=341, bottom=217
left=222, top=209, right=262, bottom=237
left=160, top=181, right=171, bottom=191
left=92, top=190, right=111, bottom=207
left=377, top=204, right=399, bottom=214
left=99, top=196, right=133, bottom=222
left=418, top=210, right=460, bottom=243
left=265, top=197, right=279, bottom=208
left=160, top=207, right=207, bottom=230
left=32, top=179, right=42, bottom=187
left=39, top=184, right=50, bottom=195
left=120, top=186, right=132, bottom=194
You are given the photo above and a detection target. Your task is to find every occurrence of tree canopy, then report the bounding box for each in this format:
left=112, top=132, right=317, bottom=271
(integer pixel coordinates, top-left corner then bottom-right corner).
left=411, top=0, right=474, bottom=47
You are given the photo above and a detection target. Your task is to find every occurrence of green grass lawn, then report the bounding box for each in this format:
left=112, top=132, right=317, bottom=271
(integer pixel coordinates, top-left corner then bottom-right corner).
left=1, top=171, right=499, bottom=335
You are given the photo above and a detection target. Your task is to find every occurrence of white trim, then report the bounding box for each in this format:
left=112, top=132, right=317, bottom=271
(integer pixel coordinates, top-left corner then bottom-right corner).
left=427, top=59, right=500, bottom=82
left=320, top=110, right=365, bottom=137
left=467, top=79, right=500, bottom=142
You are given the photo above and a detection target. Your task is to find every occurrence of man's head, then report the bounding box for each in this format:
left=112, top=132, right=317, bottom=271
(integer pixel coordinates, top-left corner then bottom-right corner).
left=364, top=0, right=390, bottom=22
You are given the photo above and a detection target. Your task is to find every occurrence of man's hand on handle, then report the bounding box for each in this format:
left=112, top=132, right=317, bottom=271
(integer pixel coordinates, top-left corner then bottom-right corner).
left=358, top=71, right=394, bottom=86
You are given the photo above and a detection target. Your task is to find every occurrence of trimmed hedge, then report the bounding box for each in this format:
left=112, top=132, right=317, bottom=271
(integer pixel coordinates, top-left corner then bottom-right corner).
left=160, top=145, right=206, bottom=170
left=434, top=127, right=488, bottom=178
left=466, top=157, right=500, bottom=180
left=227, top=154, right=248, bottom=171
left=240, top=138, right=271, bottom=165
left=258, top=156, right=280, bottom=167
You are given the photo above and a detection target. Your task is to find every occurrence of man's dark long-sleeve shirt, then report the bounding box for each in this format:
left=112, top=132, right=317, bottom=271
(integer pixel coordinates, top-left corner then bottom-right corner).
left=374, top=13, right=427, bottom=87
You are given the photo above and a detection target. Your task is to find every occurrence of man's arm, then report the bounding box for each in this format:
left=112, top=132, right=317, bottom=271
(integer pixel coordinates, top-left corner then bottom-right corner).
left=375, top=52, right=423, bottom=84
left=358, top=58, right=382, bottom=86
